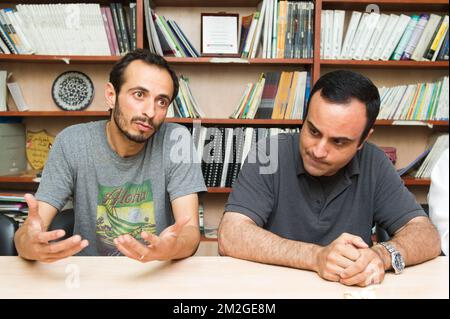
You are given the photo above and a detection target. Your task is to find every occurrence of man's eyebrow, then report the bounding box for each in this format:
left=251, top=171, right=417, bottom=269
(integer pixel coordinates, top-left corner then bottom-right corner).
left=158, top=94, right=171, bottom=101
left=128, top=86, right=149, bottom=93
left=306, top=120, right=355, bottom=142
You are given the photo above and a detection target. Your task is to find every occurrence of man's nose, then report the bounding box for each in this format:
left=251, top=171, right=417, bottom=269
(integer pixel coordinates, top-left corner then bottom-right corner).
left=312, top=140, right=328, bottom=159
left=143, top=100, right=155, bottom=118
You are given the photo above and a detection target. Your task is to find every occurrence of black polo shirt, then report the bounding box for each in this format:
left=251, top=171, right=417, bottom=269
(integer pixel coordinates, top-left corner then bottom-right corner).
left=225, top=133, right=426, bottom=246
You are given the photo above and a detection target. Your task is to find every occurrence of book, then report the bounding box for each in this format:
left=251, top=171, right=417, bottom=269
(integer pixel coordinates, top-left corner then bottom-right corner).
left=255, top=72, right=281, bottom=119
left=415, top=134, right=449, bottom=178
left=239, top=14, right=254, bottom=55
left=380, top=14, right=411, bottom=61
left=110, top=3, right=125, bottom=54
left=332, top=10, right=345, bottom=60
left=363, top=13, right=389, bottom=60
left=411, top=14, right=442, bottom=61
left=340, top=11, right=362, bottom=59
left=0, top=70, right=7, bottom=112
left=392, top=15, right=419, bottom=61
left=397, top=146, right=432, bottom=176
left=401, top=14, right=430, bottom=60
left=7, top=81, right=29, bottom=111
left=424, top=15, right=449, bottom=61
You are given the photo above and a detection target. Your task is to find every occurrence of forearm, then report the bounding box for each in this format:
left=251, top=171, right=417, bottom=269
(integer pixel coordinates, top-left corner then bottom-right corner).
left=374, top=217, right=441, bottom=270
left=219, top=216, right=320, bottom=271
left=170, top=225, right=201, bottom=260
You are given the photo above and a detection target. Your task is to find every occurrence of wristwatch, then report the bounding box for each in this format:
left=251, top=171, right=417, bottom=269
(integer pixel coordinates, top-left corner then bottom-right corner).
left=378, top=242, right=405, bottom=274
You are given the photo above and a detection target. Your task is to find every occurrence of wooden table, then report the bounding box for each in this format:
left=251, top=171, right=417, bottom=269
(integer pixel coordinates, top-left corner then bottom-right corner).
left=0, top=256, right=447, bottom=299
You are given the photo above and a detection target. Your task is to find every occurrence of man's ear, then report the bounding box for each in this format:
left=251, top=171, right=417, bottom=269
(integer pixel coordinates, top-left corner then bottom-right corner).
left=358, top=128, right=374, bottom=150
left=105, top=83, right=116, bottom=110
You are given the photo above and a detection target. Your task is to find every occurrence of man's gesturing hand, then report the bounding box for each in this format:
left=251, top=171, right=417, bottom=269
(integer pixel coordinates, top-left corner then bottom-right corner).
left=21, top=194, right=89, bottom=263
left=114, top=216, right=191, bottom=262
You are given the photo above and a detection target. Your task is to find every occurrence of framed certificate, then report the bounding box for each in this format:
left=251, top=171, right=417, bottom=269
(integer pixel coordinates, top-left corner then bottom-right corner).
left=201, top=13, right=240, bottom=57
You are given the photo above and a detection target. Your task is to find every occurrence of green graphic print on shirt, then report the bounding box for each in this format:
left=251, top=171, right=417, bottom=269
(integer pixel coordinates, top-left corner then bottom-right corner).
left=96, top=180, right=155, bottom=256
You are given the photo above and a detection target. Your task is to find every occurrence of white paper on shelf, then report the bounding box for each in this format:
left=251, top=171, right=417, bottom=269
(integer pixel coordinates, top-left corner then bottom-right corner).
left=392, top=120, right=434, bottom=128
left=210, top=58, right=250, bottom=64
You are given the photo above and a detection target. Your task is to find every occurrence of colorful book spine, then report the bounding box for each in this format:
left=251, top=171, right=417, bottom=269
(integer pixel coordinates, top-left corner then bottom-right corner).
left=392, top=15, right=419, bottom=61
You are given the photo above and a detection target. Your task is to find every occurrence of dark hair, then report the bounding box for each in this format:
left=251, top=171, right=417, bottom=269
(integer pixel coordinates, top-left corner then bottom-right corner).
left=109, top=49, right=179, bottom=102
left=305, top=70, right=380, bottom=145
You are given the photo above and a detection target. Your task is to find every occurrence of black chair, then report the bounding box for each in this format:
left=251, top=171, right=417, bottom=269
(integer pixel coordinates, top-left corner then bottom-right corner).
left=0, top=209, right=74, bottom=256
left=0, top=214, right=18, bottom=256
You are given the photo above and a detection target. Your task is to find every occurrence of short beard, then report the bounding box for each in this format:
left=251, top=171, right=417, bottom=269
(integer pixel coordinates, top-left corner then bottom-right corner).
left=112, top=100, right=154, bottom=144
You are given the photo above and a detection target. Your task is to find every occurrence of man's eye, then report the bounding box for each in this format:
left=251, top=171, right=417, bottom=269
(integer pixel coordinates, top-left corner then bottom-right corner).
left=134, top=91, right=144, bottom=98
left=334, top=139, right=345, bottom=146
left=158, top=99, right=169, bottom=107
left=310, top=128, right=319, bottom=136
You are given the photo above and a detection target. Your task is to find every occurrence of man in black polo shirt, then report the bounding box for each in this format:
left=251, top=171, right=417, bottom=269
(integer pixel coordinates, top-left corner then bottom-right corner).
left=218, top=70, right=441, bottom=287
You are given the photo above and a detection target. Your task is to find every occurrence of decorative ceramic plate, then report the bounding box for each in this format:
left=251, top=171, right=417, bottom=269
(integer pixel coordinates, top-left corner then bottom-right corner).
left=52, top=71, right=94, bottom=111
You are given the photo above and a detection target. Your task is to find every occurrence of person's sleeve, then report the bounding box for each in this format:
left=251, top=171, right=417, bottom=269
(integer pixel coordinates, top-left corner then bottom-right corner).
left=35, top=132, right=75, bottom=211
left=373, top=149, right=427, bottom=236
left=428, top=148, right=449, bottom=256
left=225, top=139, right=275, bottom=227
left=166, top=125, right=207, bottom=201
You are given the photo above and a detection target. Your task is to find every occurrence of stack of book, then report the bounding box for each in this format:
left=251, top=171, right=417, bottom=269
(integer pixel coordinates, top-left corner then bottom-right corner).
left=191, top=126, right=299, bottom=188
left=321, top=10, right=449, bottom=61
left=144, top=0, right=200, bottom=58
left=240, top=0, right=314, bottom=59
left=231, top=71, right=310, bottom=120
left=0, top=3, right=137, bottom=56
left=167, top=76, right=205, bottom=119
left=414, top=134, right=449, bottom=178
left=377, top=76, right=449, bottom=121
left=0, top=193, right=28, bottom=225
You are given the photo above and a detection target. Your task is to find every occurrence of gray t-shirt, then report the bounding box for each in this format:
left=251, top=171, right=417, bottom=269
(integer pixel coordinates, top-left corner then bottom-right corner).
left=36, top=120, right=206, bottom=256
left=225, top=133, right=426, bottom=246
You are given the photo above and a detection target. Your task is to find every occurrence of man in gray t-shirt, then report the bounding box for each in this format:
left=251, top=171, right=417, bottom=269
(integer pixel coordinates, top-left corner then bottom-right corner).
left=15, top=50, right=206, bottom=262
left=219, top=70, right=441, bottom=287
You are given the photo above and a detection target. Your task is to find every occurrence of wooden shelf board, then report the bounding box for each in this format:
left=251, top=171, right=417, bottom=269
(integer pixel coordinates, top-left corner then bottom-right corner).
left=166, top=118, right=303, bottom=126
left=0, top=54, right=120, bottom=64
left=0, top=54, right=313, bottom=66
left=0, top=175, right=430, bottom=187
left=0, top=111, right=109, bottom=117
left=320, top=60, right=449, bottom=69
left=163, top=57, right=313, bottom=65
left=200, top=235, right=218, bottom=242
left=207, top=187, right=233, bottom=194
left=1, top=113, right=448, bottom=127
left=402, top=177, right=431, bottom=186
